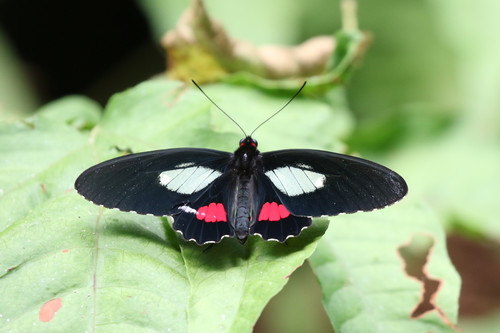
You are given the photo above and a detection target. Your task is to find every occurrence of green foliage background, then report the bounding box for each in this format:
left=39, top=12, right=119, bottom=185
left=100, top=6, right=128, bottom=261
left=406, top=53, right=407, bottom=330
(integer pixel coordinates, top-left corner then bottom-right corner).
left=1, top=0, right=499, bottom=332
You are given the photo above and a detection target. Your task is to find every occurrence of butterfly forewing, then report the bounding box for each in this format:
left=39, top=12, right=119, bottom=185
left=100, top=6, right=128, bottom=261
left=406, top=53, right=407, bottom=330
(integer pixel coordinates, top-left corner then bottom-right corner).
left=261, top=149, right=408, bottom=217
left=75, top=148, right=232, bottom=216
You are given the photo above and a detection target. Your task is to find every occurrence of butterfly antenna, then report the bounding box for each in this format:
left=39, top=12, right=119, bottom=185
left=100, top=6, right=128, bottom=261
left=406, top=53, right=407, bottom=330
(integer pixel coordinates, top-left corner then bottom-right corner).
left=192, top=80, right=247, bottom=137
left=249, top=81, right=307, bottom=137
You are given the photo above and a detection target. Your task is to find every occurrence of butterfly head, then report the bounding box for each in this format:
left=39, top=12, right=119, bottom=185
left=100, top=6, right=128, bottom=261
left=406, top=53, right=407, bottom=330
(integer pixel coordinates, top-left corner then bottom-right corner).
left=239, top=137, right=258, bottom=149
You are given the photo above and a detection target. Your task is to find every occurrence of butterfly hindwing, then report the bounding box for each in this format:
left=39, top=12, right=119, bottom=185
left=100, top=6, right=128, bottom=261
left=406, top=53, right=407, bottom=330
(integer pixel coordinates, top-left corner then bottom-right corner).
left=75, top=148, right=232, bottom=216
left=171, top=172, right=236, bottom=244
left=250, top=174, right=312, bottom=242
left=261, top=149, right=408, bottom=217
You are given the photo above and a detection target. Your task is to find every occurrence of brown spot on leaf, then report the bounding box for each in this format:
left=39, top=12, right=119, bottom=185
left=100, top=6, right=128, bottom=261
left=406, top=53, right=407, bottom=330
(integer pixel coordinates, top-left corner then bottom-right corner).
left=39, top=298, right=62, bottom=322
left=398, top=234, right=458, bottom=330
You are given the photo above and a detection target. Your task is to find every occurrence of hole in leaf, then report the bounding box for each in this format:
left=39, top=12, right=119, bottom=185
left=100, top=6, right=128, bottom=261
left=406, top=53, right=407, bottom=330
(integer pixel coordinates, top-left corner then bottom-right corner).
left=398, top=234, right=459, bottom=330
left=398, top=234, right=439, bottom=317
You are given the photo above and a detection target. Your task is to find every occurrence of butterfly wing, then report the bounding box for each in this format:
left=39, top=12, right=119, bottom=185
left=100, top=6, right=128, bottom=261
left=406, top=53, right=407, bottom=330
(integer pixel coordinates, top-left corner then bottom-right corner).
left=75, top=148, right=232, bottom=216
left=171, top=172, right=237, bottom=244
left=250, top=173, right=312, bottom=242
left=261, top=149, right=408, bottom=217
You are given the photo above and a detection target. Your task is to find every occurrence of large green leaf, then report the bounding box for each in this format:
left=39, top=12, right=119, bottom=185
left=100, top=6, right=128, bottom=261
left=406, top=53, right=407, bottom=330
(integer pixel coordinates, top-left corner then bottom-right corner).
left=0, top=79, right=460, bottom=332
left=0, top=79, right=345, bottom=332
left=310, top=198, right=461, bottom=333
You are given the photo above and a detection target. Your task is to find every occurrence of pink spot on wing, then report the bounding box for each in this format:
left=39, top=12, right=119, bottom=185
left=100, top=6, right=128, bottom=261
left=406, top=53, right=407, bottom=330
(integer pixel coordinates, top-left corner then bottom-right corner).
left=279, top=204, right=290, bottom=218
left=269, top=202, right=280, bottom=221
left=258, top=202, right=270, bottom=221
left=216, top=203, right=227, bottom=222
left=196, top=203, right=227, bottom=222
left=39, top=298, right=62, bottom=322
left=258, top=202, right=290, bottom=221
left=206, top=202, right=217, bottom=222
left=196, top=206, right=207, bottom=220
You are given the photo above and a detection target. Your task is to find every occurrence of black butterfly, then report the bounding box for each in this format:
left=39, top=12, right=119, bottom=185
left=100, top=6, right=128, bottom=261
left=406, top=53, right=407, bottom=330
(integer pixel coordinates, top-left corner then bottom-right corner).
left=75, top=82, right=407, bottom=245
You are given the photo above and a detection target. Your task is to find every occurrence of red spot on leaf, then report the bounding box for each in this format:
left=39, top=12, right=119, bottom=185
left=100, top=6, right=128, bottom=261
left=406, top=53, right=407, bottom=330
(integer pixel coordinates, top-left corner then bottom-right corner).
left=62, top=249, right=69, bottom=253
left=196, top=203, right=226, bottom=222
left=39, top=298, right=62, bottom=322
left=258, top=202, right=290, bottom=221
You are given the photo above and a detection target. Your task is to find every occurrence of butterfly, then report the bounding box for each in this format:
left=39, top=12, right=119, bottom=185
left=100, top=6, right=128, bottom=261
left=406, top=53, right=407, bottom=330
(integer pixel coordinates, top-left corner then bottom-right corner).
left=75, top=82, right=407, bottom=245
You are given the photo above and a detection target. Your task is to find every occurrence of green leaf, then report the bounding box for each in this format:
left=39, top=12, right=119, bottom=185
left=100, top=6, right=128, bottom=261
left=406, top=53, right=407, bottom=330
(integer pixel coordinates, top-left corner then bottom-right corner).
left=0, top=95, right=102, bottom=226
left=310, top=198, right=460, bottom=333
left=0, top=79, right=343, bottom=332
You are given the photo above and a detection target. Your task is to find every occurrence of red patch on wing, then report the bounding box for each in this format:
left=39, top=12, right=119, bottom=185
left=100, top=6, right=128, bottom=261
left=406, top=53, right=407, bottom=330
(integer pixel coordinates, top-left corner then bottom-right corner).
left=39, top=298, right=62, bottom=322
left=196, top=203, right=227, bottom=222
left=258, top=202, right=290, bottom=221
left=62, top=249, right=69, bottom=253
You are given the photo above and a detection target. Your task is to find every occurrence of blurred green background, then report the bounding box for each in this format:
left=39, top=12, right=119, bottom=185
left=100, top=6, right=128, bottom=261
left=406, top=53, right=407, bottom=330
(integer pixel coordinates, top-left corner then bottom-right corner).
left=1, top=0, right=499, bottom=332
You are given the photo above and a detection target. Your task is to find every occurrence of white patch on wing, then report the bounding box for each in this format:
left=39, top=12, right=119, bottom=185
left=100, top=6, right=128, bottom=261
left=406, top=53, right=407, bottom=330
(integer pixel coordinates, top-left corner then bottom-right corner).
left=178, top=205, right=197, bottom=214
left=312, top=172, right=326, bottom=188
left=158, top=166, right=222, bottom=194
left=265, top=166, right=326, bottom=196
left=296, top=163, right=313, bottom=170
left=175, top=162, right=195, bottom=168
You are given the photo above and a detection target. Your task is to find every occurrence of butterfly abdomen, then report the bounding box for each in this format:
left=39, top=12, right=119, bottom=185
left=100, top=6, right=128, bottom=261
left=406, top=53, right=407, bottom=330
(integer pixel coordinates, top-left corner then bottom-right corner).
left=232, top=175, right=252, bottom=243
